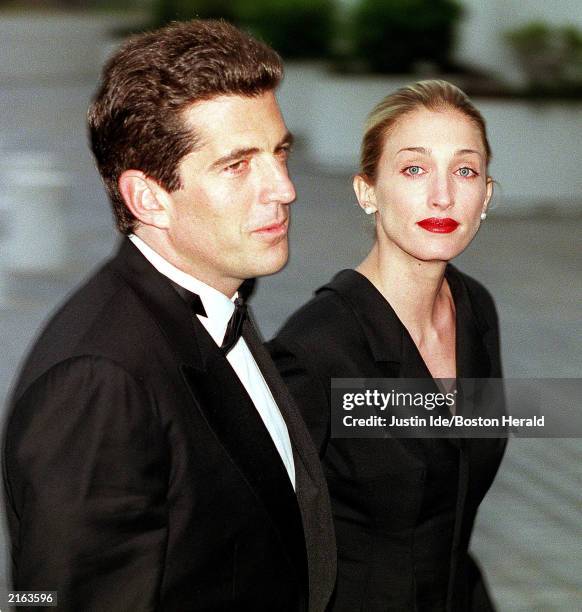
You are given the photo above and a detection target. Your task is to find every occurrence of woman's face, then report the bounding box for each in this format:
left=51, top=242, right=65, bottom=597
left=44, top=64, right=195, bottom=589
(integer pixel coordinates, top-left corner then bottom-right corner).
left=355, top=107, right=493, bottom=263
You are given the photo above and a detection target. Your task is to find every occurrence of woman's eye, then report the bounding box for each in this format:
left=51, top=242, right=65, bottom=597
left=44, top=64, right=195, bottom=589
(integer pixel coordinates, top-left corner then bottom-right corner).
left=456, top=167, right=477, bottom=178
left=403, top=165, right=425, bottom=176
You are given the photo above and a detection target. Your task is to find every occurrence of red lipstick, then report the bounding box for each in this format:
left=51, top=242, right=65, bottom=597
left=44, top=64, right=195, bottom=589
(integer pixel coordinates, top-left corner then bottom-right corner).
left=417, top=217, right=459, bottom=233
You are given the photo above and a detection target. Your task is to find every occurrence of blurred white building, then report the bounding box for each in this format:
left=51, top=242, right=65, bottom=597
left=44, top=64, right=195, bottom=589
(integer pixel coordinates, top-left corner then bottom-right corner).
left=457, top=0, right=582, bottom=84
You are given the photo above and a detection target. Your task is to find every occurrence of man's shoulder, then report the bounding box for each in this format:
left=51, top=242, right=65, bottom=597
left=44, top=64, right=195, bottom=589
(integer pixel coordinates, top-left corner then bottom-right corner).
left=13, top=258, right=164, bottom=401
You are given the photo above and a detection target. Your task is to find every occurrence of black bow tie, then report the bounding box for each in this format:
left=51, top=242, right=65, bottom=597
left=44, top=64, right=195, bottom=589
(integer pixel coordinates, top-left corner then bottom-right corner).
left=170, top=281, right=246, bottom=356
left=221, top=296, right=247, bottom=356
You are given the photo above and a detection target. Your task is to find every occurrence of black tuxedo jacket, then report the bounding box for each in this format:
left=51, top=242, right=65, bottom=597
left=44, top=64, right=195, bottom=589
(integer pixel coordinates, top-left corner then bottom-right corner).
left=268, top=267, right=507, bottom=611
left=2, top=239, right=336, bottom=612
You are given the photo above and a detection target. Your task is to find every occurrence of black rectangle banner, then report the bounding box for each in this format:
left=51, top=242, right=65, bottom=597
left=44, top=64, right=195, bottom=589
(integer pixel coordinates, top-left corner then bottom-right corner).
left=331, top=378, right=582, bottom=438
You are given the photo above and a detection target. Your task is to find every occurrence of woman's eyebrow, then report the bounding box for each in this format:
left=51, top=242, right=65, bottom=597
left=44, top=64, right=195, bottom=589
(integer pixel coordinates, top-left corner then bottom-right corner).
left=395, top=147, right=483, bottom=157
left=396, top=146, right=430, bottom=155
left=455, top=148, right=482, bottom=157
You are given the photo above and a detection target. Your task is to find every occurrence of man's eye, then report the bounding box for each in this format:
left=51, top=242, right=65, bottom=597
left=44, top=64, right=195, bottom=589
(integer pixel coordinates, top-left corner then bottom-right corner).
left=225, top=159, right=248, bottom=174
left=277, top=146, right=291, bottom=158
left=403, top=165, right=425, bottom=176
left=456, top=167, right=477, bottom=178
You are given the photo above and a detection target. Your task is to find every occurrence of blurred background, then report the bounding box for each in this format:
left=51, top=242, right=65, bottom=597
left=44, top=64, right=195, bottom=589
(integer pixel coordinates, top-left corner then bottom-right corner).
left=0, top=1, right=580, bottom=610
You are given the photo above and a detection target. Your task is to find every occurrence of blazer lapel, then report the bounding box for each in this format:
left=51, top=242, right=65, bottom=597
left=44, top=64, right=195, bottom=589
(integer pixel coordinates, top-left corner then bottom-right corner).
left=322, top=270, right=433, bottom=379
left=447, top=265, right=492, bottom=382
left=447, top=267, right=493, bottom=420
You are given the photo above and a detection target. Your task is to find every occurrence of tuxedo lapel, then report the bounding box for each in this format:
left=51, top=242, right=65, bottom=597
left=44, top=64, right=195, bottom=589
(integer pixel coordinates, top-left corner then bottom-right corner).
left=244, top=314, right=337, bottom=612
left=242, top=315, right=314, bottom=476
left=181, top=322, right=308, bottom=591
left=107, top=239, right=205, bottom=369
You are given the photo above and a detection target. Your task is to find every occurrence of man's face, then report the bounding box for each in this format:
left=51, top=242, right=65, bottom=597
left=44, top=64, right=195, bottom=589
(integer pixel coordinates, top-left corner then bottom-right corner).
left=165, top=91, right=296, bottom=295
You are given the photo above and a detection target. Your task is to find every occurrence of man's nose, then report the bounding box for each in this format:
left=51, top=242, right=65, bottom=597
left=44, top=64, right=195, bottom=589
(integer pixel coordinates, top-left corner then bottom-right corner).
left=260, top=157, right=296, bottom=205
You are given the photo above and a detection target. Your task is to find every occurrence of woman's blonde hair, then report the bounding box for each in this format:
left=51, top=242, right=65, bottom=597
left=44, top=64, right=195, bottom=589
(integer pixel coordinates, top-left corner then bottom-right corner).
left=360, top=80, right=491, bottom=182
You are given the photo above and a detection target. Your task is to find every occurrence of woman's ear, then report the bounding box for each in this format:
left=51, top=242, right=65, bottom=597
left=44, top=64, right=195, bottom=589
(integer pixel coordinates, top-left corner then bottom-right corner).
left=118, top=170, right=172, bottom=230
left=353, top=174, right=377, bottom=215
left=483, top=176, right=494, bottom=216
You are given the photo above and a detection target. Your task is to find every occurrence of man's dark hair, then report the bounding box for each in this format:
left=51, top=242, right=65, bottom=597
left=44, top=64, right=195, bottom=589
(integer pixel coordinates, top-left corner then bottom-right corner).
left=88, top=19, right=283, bottom=234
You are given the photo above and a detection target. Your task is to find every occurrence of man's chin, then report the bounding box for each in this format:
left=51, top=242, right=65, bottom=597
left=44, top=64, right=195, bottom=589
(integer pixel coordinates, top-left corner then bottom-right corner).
left=247, top=250, right=289, bottom=279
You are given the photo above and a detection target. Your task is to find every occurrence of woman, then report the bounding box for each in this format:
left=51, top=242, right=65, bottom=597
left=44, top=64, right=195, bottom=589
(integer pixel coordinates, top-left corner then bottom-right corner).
left=268, top=80, right=507, bottom=611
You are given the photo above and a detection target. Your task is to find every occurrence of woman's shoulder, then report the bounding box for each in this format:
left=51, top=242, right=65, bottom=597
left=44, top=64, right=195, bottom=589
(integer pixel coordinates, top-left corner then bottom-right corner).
left=449, top=265, right=495, bottom=302
left=273, top=270, right=368, bottom=350
left=447, top=264, right=499, bottom=327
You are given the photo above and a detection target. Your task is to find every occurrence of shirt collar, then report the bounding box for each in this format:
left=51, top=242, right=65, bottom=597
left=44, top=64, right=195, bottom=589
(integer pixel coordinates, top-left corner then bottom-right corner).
left=129, top=234, right=236, bottom=345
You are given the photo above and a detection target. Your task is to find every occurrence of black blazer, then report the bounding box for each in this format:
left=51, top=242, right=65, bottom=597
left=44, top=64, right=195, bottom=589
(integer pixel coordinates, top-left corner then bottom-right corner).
left=268, top=266, right=507, bottom=612
left=2, top=239, right=336, bottom=612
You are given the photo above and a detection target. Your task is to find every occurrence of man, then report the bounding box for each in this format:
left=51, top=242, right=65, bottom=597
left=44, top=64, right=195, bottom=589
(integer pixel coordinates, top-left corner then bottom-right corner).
left=2, top=20, right=335, bottom=611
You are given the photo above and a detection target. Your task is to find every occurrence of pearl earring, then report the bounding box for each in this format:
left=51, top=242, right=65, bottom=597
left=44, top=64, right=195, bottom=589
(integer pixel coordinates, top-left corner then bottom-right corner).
left=480, top=212, right=487, bottom=221
left=364, top=205, right=376, bottom=215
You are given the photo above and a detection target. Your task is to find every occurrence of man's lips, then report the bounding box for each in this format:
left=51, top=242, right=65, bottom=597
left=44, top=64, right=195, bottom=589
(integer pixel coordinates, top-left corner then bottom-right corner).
left=252, top=218, right=288, bottom=235
left=417, top=217, right=459, bottom=233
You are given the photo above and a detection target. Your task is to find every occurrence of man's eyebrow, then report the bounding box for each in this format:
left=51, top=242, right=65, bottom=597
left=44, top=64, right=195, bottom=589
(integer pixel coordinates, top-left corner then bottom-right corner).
left=277, top=131, right=295, bottom=149
left=211, top=147, right=260, bottom=170
left=210, top=132, right=295, bottom=170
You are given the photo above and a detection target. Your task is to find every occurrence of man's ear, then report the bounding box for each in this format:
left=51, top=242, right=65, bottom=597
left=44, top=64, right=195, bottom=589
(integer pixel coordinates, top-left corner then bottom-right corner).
left=118, top=170, right=172, bottom=230
left=353, top=174, right=377, bottom=215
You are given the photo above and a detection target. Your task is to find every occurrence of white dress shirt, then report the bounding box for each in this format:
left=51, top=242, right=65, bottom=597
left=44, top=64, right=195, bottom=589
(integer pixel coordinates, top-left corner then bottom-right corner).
left=129, top=235, right=296, bottom=489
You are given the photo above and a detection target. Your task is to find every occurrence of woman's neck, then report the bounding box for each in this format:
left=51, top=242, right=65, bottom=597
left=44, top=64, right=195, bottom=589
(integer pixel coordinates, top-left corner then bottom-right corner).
left=356, top=241, right=454, bottom=346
